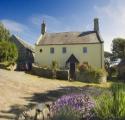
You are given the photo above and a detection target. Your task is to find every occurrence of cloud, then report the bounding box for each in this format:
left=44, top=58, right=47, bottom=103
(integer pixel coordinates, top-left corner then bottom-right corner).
left=30, top=14, right=67, bottom=32
left=94, top=0, right=125, bottom=51
left=30, top=14, right=88, bottom=33
left=0, top=19, right=38, bottom=44
left=1, top=19, right=29, bottom=33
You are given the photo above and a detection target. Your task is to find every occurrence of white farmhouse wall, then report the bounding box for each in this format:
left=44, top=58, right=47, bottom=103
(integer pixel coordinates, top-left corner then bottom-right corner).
left=35, top=43, right=104, bottom=68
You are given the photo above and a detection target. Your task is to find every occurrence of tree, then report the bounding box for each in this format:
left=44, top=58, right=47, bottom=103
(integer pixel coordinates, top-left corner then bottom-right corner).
left=112, top=38, right=125, bottom=60
left=0, top=22, right=10, bottom=41
left=0, top=41, right=18, bottom=62
left=0, top=23, right=18, bottom=63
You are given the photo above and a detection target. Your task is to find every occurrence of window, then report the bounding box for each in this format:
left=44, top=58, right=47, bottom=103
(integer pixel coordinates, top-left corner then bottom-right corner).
left=39, top=49, right=42, bottom=52
left=62, top=47, right=66, bottom=53
left=50, top=47, right=54, bottom=54
left=83, top=47, right=87, bottom=53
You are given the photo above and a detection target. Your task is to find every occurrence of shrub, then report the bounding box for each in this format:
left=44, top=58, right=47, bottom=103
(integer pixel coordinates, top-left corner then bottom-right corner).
left=76, top=63, right=107, bottom=83
left=0, top=22, right=18, bottom=63
left=94, top=84, right=125, bottom=120
left=51, top=60, right=58, bottom=70
left=0, top=41, right=18, bottom=63
left=51, top=60, right=58, bottom=79
left=50, top=94, right=95, bottom=119
left=51, top=106, right=81, bottom=120
left=78, top=63, right=89, bottom=73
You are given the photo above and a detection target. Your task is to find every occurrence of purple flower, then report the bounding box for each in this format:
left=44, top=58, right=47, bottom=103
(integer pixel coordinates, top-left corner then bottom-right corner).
left=50, top=94, right=95, bottom=119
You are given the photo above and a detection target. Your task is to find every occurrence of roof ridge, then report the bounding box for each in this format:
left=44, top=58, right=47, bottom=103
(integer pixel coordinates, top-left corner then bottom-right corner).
left=11, top=34, right=35, bottom=51
left=12, top=35, right=34, bottom=47
left=46, top=30, right=95, bottom=34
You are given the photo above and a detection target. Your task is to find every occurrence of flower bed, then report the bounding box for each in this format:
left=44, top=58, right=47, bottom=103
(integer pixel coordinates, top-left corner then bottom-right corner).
left=50, top=94, right=95, bottom=120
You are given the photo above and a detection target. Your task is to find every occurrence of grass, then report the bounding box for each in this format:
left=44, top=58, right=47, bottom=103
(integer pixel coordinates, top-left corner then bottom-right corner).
left=69, top=80, right=111, bottom=87
left=94, top=83, right=125, bottom=120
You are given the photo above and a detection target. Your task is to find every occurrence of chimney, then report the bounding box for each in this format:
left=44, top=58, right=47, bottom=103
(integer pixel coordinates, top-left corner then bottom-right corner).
left=94, top=18, right=99, bottom=32
left=41, top=20, right=46, bottom=35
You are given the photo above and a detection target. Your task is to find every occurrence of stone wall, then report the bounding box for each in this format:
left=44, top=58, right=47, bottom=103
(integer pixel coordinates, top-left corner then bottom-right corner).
left=31, top=65, right=69, bottom=80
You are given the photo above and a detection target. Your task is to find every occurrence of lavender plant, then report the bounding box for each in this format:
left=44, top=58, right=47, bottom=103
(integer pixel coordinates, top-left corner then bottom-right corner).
left=50, top=94, right=95, bottom=119
left=51, top=105, right=81, bottom=120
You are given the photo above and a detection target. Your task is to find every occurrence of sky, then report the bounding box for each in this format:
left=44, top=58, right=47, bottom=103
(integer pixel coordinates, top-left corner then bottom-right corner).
left=0, top=0, right=125, bottom=52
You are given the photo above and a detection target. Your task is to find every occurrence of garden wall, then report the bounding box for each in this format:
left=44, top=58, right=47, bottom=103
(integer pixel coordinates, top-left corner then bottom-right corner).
left=31, top=65, right=69, bottom=80
left=76, top=71, right=107, bottom=83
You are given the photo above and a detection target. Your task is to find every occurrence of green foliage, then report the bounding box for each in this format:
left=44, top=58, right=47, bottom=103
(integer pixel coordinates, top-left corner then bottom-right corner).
left=51, top=60, right=58, bottom=79
left=0, top=22, right=10, bottom=41
left=77, top=63, right=107, bottom=83
left=51, top=60, right=58, bottom=70
left=51, top=106, right=81, bottom=120
left=112, top=38, right=125, bottom=60
left=0, top=23, right=18, bottom=63
left=0, top=40, right=18, bottom=63
left=94, top=84, right=125, bottom=120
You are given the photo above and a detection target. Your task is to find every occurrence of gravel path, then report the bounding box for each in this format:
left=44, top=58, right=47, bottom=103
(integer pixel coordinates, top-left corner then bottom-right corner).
left=0, top=69, right=72, bottom=120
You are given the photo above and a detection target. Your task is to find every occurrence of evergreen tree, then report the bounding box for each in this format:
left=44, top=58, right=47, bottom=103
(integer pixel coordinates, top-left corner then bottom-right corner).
left=0, top=23, right=18, bottom=63
left=112, top=38, right=125, bottom=60
left=0, top=22, right=10, bottom=41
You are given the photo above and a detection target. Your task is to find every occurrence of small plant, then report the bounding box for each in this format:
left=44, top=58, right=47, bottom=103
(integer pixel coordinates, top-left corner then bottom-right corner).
left=51, top=60, right=58, bottom=79
left=51, top=60, right=58, bottom=70
left=51, top=105, right=81, bottom=120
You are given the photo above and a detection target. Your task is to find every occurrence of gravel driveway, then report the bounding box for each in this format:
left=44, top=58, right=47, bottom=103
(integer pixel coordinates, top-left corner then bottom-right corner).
left=0, top=69, right=73, bottom=120
left=0, top=69, right=107, bottom=120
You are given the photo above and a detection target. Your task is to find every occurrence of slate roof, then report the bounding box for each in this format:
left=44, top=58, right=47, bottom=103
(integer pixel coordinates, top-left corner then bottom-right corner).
left=36, top=31, right=103, bottom=45
left=10, top=35, right=35, bottom=52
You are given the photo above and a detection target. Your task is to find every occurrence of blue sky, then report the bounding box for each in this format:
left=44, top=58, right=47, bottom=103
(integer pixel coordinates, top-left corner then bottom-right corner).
left=0, top=0, right=125, bottom=52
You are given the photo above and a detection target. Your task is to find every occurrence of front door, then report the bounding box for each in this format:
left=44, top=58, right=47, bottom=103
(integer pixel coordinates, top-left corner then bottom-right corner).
left=70, top=62, right=75, bottom=79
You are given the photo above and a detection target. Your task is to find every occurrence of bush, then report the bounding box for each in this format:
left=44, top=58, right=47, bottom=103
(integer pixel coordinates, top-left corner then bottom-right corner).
left=0, top=41, right=18, bottom=63
left=94, top=84, right=125, bottom=120
left=51, top=106, right=81, bottom=120
left=51, top=60, right=58, bottom=70
left=0, top=23, right=18, bottom=64
left=50, top=94, right=95, bottom=119
left=76, top=63, right=107, bottom=83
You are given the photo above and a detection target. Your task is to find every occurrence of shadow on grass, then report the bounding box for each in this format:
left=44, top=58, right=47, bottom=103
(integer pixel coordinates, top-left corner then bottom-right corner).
left=0, top=85, right=106, bottom=120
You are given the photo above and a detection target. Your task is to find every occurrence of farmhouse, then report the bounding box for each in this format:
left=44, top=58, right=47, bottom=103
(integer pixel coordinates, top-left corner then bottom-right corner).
left=35, top=18, right=104, bottom=77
